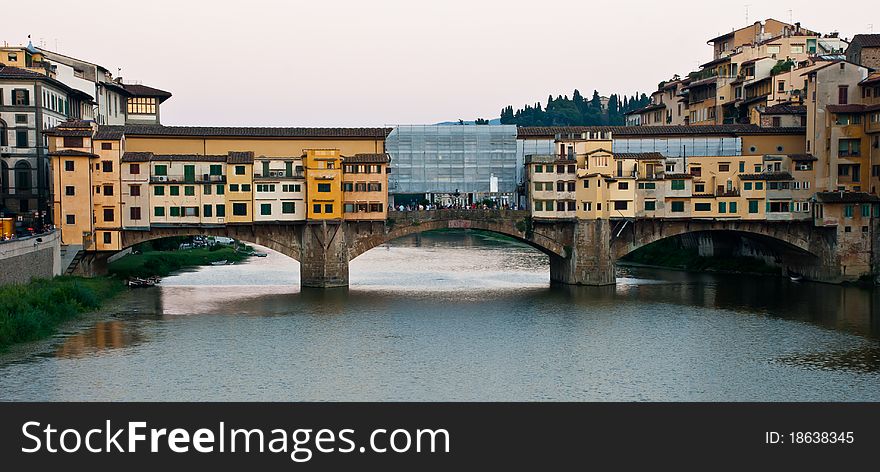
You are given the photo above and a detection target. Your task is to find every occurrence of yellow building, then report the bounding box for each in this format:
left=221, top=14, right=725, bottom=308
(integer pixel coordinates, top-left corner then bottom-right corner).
left=225, top=152, right=254, bottom=223
left=48, top=121, right=98, bottom=248
left=342, top=153, right=390, bottom=220
left=304, top=149, right=343, bottom=220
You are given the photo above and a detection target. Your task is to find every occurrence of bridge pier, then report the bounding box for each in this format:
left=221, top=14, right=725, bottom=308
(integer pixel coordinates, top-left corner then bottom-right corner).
left=550, top=219, right=616, bottom=286
left=300, top=221, right=350, bottom=288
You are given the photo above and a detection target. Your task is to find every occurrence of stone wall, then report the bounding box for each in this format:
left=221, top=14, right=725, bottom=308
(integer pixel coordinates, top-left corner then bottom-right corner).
left=0, top=231, right=61, bottom=286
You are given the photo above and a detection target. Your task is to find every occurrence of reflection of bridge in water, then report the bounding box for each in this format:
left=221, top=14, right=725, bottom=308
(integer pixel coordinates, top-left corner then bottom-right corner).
left=77, top=209, right=851, bottom=287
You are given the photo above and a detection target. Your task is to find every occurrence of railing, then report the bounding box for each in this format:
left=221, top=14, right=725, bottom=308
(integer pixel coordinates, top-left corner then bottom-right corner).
left=716, top=190, right=740, bottom=197
left=254, top=172, right=304, bottom=180
left=150, top=175, right=226, bottom=184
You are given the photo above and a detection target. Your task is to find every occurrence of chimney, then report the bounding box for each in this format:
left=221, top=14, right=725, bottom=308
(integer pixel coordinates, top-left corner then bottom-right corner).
left=795, top=22, right=801, bottom=33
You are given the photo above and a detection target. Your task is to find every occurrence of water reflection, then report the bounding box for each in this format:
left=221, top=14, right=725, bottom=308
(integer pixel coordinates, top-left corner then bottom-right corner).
left=0, top=229, right=878, bottom=401
left=54, top=320, right=145, bottom=358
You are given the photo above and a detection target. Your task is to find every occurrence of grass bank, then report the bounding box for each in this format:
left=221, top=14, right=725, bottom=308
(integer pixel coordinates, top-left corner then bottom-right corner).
left=108, top=245, right=252, bottom=279
left=0, top=276, right=124, bottom=352
left=621, top=238, right=780, bottom=275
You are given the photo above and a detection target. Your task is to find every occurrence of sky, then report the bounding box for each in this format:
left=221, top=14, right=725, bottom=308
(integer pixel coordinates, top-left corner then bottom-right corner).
left=3, top=0, right=876, bottom=126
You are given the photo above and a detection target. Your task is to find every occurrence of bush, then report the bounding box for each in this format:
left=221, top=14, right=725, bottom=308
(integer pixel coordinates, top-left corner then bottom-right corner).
left=0, top=277, right=123, bottom=351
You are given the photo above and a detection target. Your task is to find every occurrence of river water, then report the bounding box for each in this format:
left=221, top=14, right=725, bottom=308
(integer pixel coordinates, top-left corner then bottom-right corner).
left=1, top=231, right=879, bottom=401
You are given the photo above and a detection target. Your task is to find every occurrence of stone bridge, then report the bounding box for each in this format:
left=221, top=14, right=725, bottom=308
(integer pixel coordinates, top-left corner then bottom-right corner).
left=87, top=210, right=863, bottom=287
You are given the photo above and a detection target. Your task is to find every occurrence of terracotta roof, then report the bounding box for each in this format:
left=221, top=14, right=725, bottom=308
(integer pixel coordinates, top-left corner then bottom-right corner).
left=150, top=154, right=228, bottom=162
left=739, top=171, right=793, bottom=180
left=120, top=152, right=153, bottom=162
left=0, top=65, right=72, bottom=92
left=44, top=128, right=92, bottom=137
left=614, top=152, right=665, bottom=160
left=344, top=153, right=390, bottom=163
left=788, top=154, right=817, bottom=162
left=763, top=103, right=807, bottom=115
left=226, top=151, right=254, bottom=164
left=700, top=56, right=731, bottom=68
left=800, top=60, right=865, bottom=76
left=665, top=173, right=694, bottom=179
left=826, top=104, right=866, bottom=113
left=740, top=56, right=770, bottom=66
left=48, top=149, right=97, bottom=157
left=120, top=124, right=392, bottom=139
left=814, top=191, right=880, bottom=203
left=121, top=83, right=172, bottom=102
left=517, top=124, right=805, bottom=138
left=859, top=72, right=880, bottom=87
left=849, top=34, right=880, bottom=49
left=624, top=102, right=666, bottom=116
left=94, top=126, right=125, bottom=140
left=740, top=94, right=769, bottom=106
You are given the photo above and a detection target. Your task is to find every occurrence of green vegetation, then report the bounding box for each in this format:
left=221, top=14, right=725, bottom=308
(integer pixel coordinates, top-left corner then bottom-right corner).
left=500, top=89, right=651, bottom=126
left=771, top=60, right=795, bottom=76
left=108, top=245, right=252, bottom=279
left=0, top=276, right=123, bottom=351
left=622, top=238, right=780, bottom=275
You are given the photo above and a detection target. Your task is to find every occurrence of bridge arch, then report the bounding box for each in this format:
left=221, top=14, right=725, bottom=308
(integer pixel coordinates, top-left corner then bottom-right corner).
left=119, top=224, right=304, bottom=262
left=346, top=210, right=572, bottom=261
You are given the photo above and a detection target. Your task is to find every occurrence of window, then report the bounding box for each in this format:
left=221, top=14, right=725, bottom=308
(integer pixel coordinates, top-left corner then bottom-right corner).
left=744, top=182, right=752, bottom=190
left=838, top=86, right=848, bottom=105
left=169, top=207, right=181, bottom=217
left=16, top=130, right=28, bottom=147
left=755, top=182, right=763, bottom=190
left=671, top=201, right=685, bottom=212
left=324, top=204, right=333, bottom=213
left=718, top=202, right=727, bottom=213
left=861, top=205, right=870, bottom=217
left=369, top=183, right=382, bottom=192
left=65, top=186, right=75, bottom=196
left=230, top=203, right=246, bottom=216
left=556, top=181, right=565, bottom=192
left=241, top=184, right=250, bottom=192
left=729, top=202, right=737, bottom=213
left=261, top=204, right=272, bottom=216
left=582, top=202, right=591, bottom=212
left=103, top=208, right=114, bottom=222
left=838, top=139, right=861, bottom=157
left=583, top=180, right=589, bottom=189
left=644, top=201, right=656, bottom=211
left=103, top=232, right=112, bottom=244
left=235, top=165, right=245, bottom=175
left=170, top=186, right=180, bottom=196
left=535, top=201, right=543, bottom=211
left=671, top=180, right=685, bottom=190
left=282, top=202, right=295, bottom=214
left=154, top=165, right=167, bottom=176
left=63, top=136, right=83, bottom=148
left=66, top=214, right=75, bottom=225
left=130, top=207, right=142, bottom=220
left=694, top=203, right=711, bottom=212
left=64, top=161, right=75, bottom=171
left=103, top=185, right=113, bottom=196
left=95, top=186, right=101, bottom=194
left=130, top=163, right=140, bottom=174
left=12, top=89, right=29, bottom=106
left=777, top=80, right=785, bottom=93
left=102, top=161, right=113, bottom=172
left=718, top=164, right=730, bottom=172
left=772, top=117, right=781, bottom=127
left=154, top=207, right=165, bottom=217
left=313, top=204, right=322, bottom=214
left=618, top=182, right=629, bottom=190
left=203, top=184, right=211, bottom=195
left=203, top=205, right=213, bottom=218
left=183, top=186, right=194, bottom=196
left=210, top=164, right=223, bottom=176
left=318, top=183, right=331, bottom=192
left=535, top=165, right=542, bottom=173
left=614, top=201, right=627, bottom=210
left=101, top=142, right=112, bottom=150
left=749, top=200, right=759, bottom=213
left=229, top=184, right=239, bottom=192
left=216, top=184, right=225, bottom=195
left=216, top=204, right=225, bottom=217
left=127, top=97, right=156, bottom=115
left=371, top=203, right=384, bottom=212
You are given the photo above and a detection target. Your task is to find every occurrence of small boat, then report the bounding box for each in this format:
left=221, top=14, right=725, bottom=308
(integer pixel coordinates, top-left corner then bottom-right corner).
left=210, top=260, right=228, bottom=266
left=127, top=277, right=158, bottom=288
left=253, top=252, right=268, bottom=257
left=789, top=272, right=804, bottom=282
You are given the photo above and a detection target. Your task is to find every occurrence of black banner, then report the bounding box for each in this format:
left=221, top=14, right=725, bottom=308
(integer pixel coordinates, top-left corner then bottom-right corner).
left=0, top=403, right=876, bottom=468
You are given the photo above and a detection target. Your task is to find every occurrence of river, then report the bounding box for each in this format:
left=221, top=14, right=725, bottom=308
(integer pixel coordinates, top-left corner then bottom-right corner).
left=1, top=230, right=878, bottom=401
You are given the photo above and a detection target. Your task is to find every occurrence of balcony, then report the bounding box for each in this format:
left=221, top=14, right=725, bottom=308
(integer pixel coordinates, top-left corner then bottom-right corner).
left=150, top=174, right=226, bottom=184
left=254, top=172, right=304, bottom=180
left=716, top=189, right=740, bottom=197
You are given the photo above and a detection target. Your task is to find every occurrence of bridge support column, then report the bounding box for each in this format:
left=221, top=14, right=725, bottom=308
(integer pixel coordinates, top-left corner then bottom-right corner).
left=300, top=221, right=350, bottom=288
left=550, top=219, right=616, bottom=286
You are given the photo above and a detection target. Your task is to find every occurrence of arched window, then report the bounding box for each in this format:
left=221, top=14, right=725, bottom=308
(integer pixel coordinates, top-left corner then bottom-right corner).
left=0, top=119, right=7, bottom=146
left=14, top=161, right=32, bottom=193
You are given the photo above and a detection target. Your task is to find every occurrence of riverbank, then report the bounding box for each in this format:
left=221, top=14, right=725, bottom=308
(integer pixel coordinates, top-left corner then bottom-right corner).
left=108, top=245, right=252, bottom=279
left=0, top=276, right=123, bottom=352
